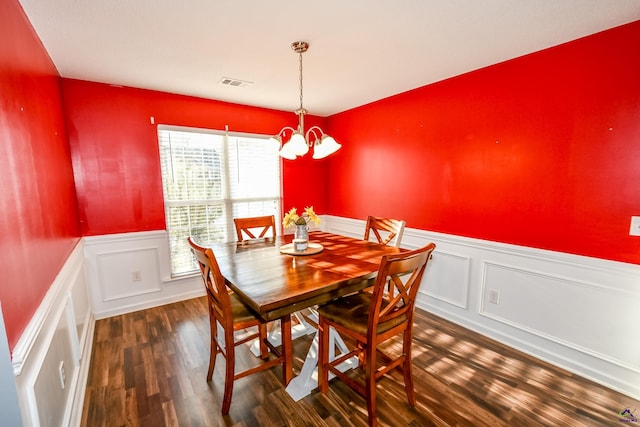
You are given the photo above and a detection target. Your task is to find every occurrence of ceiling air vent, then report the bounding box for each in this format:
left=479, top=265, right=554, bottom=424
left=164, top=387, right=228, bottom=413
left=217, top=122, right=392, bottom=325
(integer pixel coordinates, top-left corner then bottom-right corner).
left=218, top=77, right=253, bottom=88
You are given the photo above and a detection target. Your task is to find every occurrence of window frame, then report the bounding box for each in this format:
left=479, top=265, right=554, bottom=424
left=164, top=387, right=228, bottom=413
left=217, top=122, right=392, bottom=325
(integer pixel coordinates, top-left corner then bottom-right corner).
left=157, top=124, right=283, bottom=277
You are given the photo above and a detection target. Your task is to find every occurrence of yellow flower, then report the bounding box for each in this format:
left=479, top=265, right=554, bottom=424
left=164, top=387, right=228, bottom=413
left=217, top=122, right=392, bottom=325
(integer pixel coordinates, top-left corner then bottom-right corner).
left=282, top=206, right=321, bottom=228
left=304, top=206, right=321, bottom=225
left=282, top=207, right=300, bottom=228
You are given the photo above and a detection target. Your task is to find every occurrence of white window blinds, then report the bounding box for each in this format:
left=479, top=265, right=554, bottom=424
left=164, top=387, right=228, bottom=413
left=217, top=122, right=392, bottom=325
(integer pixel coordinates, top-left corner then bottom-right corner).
left=158, top=126, right=281, bottom=276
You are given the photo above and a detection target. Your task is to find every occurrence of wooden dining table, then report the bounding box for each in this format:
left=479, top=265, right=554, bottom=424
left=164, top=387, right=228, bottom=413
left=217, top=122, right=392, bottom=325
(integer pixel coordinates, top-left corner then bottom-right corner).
left=209, top=230, right=404, bottom=399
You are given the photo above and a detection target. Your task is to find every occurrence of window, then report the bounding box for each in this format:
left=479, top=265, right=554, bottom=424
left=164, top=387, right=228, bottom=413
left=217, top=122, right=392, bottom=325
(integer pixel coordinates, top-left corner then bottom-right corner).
left=158, top=125, right=281, bottom=276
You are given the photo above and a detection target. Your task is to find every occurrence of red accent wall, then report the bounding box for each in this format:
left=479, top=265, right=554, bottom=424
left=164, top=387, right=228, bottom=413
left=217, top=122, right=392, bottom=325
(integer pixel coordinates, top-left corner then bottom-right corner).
left=326, top=20, right=640, bottom=265
left=0, top=0, right=81, bottom=349
left=4, top=0, right=639, bottom=352
left=61, top=80, right=329, bottom=236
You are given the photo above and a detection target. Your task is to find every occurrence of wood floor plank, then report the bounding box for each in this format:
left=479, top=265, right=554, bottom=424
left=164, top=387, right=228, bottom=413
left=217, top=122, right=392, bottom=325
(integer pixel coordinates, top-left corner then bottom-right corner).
left=81, top=297, right=639, bottom=426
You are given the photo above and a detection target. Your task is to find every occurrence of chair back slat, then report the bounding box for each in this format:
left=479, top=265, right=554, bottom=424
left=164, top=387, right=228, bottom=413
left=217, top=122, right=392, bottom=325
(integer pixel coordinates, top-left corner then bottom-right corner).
left=364, top=216, right=406, bottom=247
left=369, top=244, right=435, bottom=329
left=234, top=215, right=276, bottom=241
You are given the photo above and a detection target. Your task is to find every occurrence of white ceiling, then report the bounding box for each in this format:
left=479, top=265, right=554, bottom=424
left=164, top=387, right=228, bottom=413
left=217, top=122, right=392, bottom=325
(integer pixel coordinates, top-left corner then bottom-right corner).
left=18, top=0, right=640, bottom=116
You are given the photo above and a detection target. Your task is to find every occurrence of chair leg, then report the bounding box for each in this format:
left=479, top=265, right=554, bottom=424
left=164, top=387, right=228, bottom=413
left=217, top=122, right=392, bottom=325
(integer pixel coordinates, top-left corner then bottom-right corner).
left=207, top=316, right=218, bottom=381
left=207, top=338, right=216, bottom=382
left=365, top=343, right=378, bottom=427
left=280, top=314, right=293, bottom=385
left=318, top=317, right=329, bottom=393
left=403, top=329, right=416, bottom=406
left=258, top=323, right=269, bottom=359
left=357, top=342, right=366, bottom=367
left=221, top=333, right=235, bottom=415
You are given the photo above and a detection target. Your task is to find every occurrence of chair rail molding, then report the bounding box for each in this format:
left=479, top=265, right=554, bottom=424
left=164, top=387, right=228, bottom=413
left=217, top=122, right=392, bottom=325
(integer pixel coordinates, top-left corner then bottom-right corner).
left=322, top=215, right=640, bottom=400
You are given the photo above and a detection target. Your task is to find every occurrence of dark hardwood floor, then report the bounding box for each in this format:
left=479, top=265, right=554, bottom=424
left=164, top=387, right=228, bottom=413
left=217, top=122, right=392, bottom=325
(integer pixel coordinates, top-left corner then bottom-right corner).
left=81, top=297, right=638, bottom=426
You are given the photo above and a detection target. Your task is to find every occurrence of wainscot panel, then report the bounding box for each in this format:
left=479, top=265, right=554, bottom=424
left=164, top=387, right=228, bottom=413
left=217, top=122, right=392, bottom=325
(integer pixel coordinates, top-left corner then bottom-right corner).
left=83, top=230, right=204, bottom=319
left=13, top=241, right=93, bottom=427
left=323, top=215, right=640, bottom=400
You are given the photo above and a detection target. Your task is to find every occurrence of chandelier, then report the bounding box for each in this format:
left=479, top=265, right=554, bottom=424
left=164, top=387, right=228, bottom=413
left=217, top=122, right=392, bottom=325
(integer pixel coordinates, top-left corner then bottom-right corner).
left=270, top=41, right=341, bottom=160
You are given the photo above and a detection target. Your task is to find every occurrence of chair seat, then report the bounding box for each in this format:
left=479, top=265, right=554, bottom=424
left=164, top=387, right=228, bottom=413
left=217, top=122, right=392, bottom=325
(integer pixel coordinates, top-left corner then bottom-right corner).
left=317, top=293, right=407, bottom=336
left=229, top=292, right=260, bottom=324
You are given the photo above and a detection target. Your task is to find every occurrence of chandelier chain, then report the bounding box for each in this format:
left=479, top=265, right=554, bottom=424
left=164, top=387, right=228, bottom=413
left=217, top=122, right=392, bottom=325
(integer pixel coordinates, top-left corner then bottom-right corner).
left=298, top=50, right=304, bottom=111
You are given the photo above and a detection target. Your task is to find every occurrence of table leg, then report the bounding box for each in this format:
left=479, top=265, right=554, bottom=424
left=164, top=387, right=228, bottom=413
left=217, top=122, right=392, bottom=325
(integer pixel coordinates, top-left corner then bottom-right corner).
left=285, top=311, right=358, bottom=401
left=249, top=312, right=315, bottom=357
left=280, top=314, right=293, bottom=385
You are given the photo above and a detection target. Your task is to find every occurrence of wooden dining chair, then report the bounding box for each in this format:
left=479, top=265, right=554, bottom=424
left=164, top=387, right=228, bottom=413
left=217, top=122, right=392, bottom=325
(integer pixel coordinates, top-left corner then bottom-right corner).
left=187, top=237, right=285, bottom=414
left=317, top=243, right=436, bottom=427
left=234, top=215, right=276, bottom=241
left=364, top=216, right=406, bottom=247
left=234, top=214, right=316, bottom=340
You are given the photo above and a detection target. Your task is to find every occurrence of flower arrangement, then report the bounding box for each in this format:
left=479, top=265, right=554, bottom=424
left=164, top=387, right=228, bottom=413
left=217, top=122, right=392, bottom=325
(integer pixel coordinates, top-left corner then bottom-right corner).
left=282, top=206, right=321, bottom=228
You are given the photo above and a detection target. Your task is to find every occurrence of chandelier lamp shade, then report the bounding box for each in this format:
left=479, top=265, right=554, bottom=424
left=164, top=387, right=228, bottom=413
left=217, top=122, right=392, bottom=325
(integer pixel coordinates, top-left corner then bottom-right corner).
left=270, top=41, right=341, bottom=160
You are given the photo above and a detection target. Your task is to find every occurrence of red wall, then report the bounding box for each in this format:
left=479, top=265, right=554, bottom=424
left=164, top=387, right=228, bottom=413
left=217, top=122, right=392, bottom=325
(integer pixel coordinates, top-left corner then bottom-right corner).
left=0, top=0, right=81, bottom=349
left=3, top=0, right=639, bottom=352
left=326, top=21, right=640, bottom=265
left=61, top=80, right=329, bottom=235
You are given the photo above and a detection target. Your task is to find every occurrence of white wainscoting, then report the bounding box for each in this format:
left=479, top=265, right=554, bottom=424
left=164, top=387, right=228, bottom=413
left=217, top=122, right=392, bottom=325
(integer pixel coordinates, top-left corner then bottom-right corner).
left=37, top=221, right=636, bottom=426
left=10, top=231, right=204, bottom=426
left=83, top=230, right=203, bottom=319
left=13, top=240, right=93, bottom=427
left=323, top=215, right=640, bottom=400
